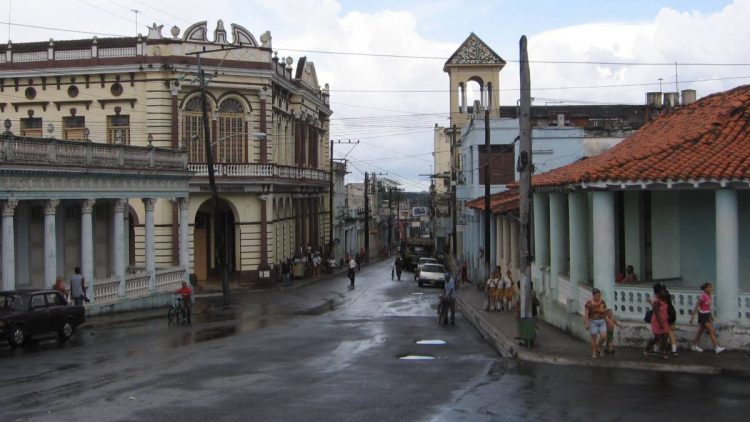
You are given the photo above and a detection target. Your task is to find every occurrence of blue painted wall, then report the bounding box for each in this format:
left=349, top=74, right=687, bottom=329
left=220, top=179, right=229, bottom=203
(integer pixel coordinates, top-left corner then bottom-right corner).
left=678, top=190, right=716, bottom=286
left=739, top=191, right=750, bottom=291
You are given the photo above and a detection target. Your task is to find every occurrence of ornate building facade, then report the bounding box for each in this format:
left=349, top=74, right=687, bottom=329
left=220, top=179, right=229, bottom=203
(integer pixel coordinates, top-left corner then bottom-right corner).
left=0, top=20, right=332, bottom=302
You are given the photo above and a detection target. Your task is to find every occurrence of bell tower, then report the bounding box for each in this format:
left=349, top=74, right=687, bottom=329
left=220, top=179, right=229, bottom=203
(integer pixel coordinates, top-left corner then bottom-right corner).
left=444, top=33, right=506, bottom=128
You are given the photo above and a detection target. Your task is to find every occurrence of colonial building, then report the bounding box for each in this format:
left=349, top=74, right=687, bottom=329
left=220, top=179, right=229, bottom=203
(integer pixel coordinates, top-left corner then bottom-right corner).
left=0, top=20, right=332, bottom=301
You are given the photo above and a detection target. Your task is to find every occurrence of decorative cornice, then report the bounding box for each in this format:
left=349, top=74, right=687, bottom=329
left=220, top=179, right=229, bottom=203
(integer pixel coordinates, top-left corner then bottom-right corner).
left=142, top=197, right=155, bottom=211
left=81, top=198, right=96, bottom=213
left=1, top=199, right=18, bottom=217
left=113, top=198, right=127, bottom=212
left=44, top=199, right=60, bottom=215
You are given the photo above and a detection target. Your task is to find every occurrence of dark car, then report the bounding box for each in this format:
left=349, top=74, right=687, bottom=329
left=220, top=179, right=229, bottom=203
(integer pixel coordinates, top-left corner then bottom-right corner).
left=0, top=290, right=86, bottom=347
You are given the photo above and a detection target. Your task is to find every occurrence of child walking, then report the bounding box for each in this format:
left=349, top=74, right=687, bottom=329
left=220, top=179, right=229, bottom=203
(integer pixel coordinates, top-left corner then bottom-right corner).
left=605, top=309, right=622, bottom=354
left=689, top=283, right=726, bottom=354
left=484, top=271, right=499, bottom=312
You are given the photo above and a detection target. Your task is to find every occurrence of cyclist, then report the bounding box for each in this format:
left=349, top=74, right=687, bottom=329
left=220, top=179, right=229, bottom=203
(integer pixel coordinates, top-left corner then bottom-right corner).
left=175, top=281, right=193, bottom=324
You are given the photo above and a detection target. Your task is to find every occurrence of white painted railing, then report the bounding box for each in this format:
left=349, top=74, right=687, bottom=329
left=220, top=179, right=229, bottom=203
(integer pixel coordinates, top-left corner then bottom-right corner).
left=738, top=293, right=750, bottom=327
left=1, top=136, right=187, bottom=170
left=155, top=268, right=184, bottom=292
left=55, top=49, right=92, bottom=60
left=188, top=163, right=328, bottom=181
left=13, top=51, right=48, bottom=62
left=93, top=279, right=120, bottom=304
left=125, top=273, right=150, bottom=298
left=614, top=285, right=722, bottom=324
left=98, top=47, right=137, bottom=58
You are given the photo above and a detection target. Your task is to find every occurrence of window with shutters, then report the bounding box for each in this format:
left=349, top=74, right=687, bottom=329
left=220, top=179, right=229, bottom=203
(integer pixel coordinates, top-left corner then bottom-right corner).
left=184, top=97, right=208, bottom=162
left=106, top=115, right=130, bottom=144
left=216, top=98, right=246, bottom=163
left=20, top=117, right=43, bottom=137
left=62, top=116, right=85, bottom=140
left=478, top=144, right=515, bottom=185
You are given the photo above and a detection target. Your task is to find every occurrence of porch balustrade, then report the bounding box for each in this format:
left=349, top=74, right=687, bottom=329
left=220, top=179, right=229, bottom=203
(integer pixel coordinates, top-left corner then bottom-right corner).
left=188, top=163, right=328, bottom=181
left=1, top=135, right=187, bottom=170
left=93, top=268, right=186, bottom=304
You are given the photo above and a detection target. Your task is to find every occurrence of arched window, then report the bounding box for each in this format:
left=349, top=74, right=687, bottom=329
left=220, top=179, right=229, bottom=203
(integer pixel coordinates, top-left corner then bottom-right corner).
left=184, top=96, right=209, bottom=162
left=217, top=98, right=246, bottom=163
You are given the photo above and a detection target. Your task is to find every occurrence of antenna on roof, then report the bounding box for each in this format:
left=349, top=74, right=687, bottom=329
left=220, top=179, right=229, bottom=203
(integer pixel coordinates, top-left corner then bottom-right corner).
left=7, top=0, right=11, bottom=42
left=131, top=9, right=140, bottom=35
left=675, top=61, right=680, bottom=104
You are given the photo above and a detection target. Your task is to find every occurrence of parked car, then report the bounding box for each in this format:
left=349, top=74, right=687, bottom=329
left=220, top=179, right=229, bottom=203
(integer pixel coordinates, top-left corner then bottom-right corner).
left=414, top=257, right=438, bottom=280
left=417, top=263, right=449, bottom=288
left=0, top=290, right=86, bottom=347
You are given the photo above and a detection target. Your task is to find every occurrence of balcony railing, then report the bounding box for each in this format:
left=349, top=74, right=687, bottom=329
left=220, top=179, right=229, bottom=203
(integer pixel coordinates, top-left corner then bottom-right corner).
left=1, top=135, right=188, bottom=170
left=93, top=268, right=185, bottom=304
left=188, top=163, right=329, bottom=181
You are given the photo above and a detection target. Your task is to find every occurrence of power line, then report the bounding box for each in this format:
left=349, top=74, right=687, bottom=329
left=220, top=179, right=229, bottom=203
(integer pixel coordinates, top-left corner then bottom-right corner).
left=77, top=0, right=134, bottom=25
left=0, top=21, right=126, bottom=37
left=132, top=0, right=193, bottom=25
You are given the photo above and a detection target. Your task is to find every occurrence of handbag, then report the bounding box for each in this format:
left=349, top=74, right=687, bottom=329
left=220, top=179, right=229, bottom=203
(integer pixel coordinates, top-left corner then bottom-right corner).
left=644, top=308, right=653, bottom=323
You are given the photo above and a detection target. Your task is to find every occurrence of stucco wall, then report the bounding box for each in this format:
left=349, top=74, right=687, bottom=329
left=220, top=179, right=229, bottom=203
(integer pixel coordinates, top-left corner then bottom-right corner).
left=651, top=191, right=680, bottom=279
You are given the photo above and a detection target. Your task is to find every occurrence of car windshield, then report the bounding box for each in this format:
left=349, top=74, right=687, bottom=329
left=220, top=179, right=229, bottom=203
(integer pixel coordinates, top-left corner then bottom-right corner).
left=1, top=294, right=26, bottom=311
left=422, top=264, right=444, bottom=273
left=419, top=258, right=437, bottom=264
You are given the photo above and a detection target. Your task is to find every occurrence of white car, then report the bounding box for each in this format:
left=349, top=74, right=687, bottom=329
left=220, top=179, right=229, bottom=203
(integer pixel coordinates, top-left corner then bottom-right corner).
left=418, top=263, right=448, bottom=288
left=414, top=257, right=438, bottom=280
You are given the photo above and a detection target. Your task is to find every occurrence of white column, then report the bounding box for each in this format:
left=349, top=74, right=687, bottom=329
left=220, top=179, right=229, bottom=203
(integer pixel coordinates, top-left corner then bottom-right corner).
left=44, top=200, right=59, bottom=289
left=533, top=192, right=550, bottom=289
left=716, top=190, right=739, bottom=323
left=592, top=191, right=615, bottom=306
left=178, top=197, right=190, bottom=282
left=549, top=192, right=567, bottom=300
left=113, top=199, right=127, bottom=297
left=495, top=214, right=503, bottom=267
left=143, top=198, right=156, bottom=291
left=2, top=199, right=18, bottom=291
left=490, top=214, right=497, bottom=270
left=81, top=199, right=95, bottom=302
left=568, top=192, right=589, bottom=310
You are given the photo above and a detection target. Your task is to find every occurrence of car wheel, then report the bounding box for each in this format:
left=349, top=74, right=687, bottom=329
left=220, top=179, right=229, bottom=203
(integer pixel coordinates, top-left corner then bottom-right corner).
left=8, top=326, right=25, bottom=347
left=59, top=321, right=75, bottom=341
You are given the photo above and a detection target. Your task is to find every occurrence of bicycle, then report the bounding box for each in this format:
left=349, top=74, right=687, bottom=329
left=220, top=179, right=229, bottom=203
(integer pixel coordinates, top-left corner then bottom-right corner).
left=167, top=297, right=189, bottom=325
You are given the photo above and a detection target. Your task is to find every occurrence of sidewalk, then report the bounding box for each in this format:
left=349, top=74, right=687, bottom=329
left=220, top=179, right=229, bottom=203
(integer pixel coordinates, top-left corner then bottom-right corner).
left=456, top=287, right=750, bottom=376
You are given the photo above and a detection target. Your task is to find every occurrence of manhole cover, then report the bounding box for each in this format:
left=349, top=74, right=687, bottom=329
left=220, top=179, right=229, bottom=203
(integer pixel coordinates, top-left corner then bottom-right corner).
left=416, top=339, right=446, bottom=345
left=398, top=354, right=435, bottom=360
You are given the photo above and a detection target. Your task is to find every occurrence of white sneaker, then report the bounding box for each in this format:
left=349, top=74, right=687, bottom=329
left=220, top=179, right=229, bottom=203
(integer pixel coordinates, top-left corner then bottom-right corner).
left=715, top=346, right=726, bottom=354
left=691, top=345, right=704, bottom=352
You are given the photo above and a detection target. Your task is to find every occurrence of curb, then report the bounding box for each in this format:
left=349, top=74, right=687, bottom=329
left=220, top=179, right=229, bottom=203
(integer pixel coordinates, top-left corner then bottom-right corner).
left=456, top=294, right=735, bottom=376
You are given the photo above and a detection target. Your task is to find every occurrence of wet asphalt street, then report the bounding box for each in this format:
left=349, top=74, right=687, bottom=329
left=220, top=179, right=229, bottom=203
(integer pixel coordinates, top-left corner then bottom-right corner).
left=1, top=260, right=749, bottom=422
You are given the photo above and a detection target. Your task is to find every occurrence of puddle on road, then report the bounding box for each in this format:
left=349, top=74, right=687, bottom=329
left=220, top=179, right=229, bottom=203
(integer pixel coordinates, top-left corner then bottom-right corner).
left=411, top=293, right=424, bottom=295
left=416, top=339, right=446, bottom=345
left=398, top=354, right=435, bottom=360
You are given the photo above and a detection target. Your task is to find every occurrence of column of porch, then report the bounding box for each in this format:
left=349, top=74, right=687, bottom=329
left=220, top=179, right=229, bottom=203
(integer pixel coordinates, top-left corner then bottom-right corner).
left=715, top=190, right=739, bottom=323
left=2, top=200, right=18, bottom=290
left=114, top=199, right=127, bottom=297
left=178, top=198, right=190, bottom=282
left=502, top=217, right=510, bottom=274
left=549, top=192, right=567, bottom=300
left=592, top=191, right=615, bottom=306
left=143, top=198, right=156, bottom=291
left=44, top=200, right=60, bottom=289
left=568, top=192, right=588, bottom=311
left=532, top=192, right=550, bottom=292
left=510, top=219, right=519, bottom=279
left=81, top=199, right=95, bottom=302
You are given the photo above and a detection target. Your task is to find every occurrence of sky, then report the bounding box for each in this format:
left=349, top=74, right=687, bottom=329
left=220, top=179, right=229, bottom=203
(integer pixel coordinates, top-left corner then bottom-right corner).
left=2, top=0, right=749, bottom=191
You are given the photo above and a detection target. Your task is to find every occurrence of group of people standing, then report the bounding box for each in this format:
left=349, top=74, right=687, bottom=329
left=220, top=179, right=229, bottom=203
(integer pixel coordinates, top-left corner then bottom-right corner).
left=584, top=282, right=726, bottom=359
left=484, top=267, right=517, bottom=312
left=52, top=267, right=89, bottom=305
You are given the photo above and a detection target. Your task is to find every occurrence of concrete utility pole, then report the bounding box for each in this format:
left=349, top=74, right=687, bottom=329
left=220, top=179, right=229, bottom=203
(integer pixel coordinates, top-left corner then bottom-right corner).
left=518, top=35, right=534, bottom=325
left=451, top=124, right=458, bottom=259
left=364, top=172, right=369, bottom=260
left=484, top=109, right=491, bottom=279
left=388, top=187, right=393, bottom=249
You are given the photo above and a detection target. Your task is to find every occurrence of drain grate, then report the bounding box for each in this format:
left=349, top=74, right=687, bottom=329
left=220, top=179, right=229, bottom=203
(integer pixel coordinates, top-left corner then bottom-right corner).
left=416, top=339, right=446, bottom=345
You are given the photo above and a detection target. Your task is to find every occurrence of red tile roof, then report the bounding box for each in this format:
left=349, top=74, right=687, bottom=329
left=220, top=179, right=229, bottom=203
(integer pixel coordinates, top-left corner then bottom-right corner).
left=467, top=190, right=519, bottom=214
left=531, top=85, right=750, bottom=188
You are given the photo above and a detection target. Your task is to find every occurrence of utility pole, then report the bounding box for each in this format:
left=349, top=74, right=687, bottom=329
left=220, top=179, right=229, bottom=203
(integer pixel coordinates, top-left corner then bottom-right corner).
left=451, top=124, right=458, bottom=259
left=388, top=187, right=393, bottom=249
left=364, top=172, right=369, bottom=260
left=330, top=140, right=358, bottom=258
left=484, top=109, right=491, bottom=279
left=518, top=35, right=535, bottom=331
left=131, top=9, right=140, bottom=35
left=188, top=46, right=243, bottom=306
left=396, top=189, right=401, bottom=247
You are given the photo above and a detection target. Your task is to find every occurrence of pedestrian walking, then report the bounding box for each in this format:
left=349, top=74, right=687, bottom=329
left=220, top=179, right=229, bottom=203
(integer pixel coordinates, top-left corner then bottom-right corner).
left=644, top=285, right=671, bottom=359
left=605, top=309, right=622, bottom=354
left=281, top=258, right=292, bottom=287
left=68, top=267, right=88, bottom=306
left=484, top=271, right=498, bottom=312
left=584, top=288, right=608, bottom=358
left=443, top=274, right=457, bottom=324
left=460, top=261, right=469, bottom=288
left=648, top=283, right=679, bottom=356
left=53, top=275, right=68, bottom=299
left=504, top=269, right=516, bottom=312
left=347, top=254, right=357, bottom=288
left=394, top=256, right=403, bottom=281
left=689, top=283, right=726, bottom=354
left=312, top=252, right=321, bottom=279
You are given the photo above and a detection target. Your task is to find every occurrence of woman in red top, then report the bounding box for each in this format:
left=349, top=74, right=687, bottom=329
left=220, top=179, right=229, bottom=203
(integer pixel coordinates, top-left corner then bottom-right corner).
left=644, top=285, right=670, bottom=359
left=689, top=283, right=725, bottom=354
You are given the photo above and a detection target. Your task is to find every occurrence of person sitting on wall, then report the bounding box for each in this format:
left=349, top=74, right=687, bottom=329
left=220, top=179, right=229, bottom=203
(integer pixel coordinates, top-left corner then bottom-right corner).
left=621, top=265, right=638, bottom=283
